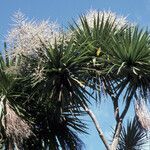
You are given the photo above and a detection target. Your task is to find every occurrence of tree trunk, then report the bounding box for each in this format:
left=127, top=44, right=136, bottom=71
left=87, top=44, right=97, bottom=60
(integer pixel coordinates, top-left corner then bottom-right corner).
left=110, top=120, right=122, bottom=150
left=83, top=104, right=111, bottom=150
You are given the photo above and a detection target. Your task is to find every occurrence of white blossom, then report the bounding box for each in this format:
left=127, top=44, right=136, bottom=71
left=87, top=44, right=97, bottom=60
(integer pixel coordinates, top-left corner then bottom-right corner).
left=6, top=11, right=61, bottom=57
left=78, top=9, right=129, bottom=30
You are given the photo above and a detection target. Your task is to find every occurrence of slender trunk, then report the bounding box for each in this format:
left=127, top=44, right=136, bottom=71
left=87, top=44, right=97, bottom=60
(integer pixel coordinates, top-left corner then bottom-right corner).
left=110, top=90, right=134, bottom=150
left=110, top=119, right=122, bottom=150
left=110, top=105, right=130, bottom=149
left=83, top=104, right=111, bottom=150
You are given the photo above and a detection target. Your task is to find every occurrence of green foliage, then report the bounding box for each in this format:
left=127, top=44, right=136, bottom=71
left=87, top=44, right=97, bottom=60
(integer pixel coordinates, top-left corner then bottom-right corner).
left=107, top=27, right=150, bottom=96
left=118, top=117, right=149, bottom=150
left=0, top=11, right=150, bottom=150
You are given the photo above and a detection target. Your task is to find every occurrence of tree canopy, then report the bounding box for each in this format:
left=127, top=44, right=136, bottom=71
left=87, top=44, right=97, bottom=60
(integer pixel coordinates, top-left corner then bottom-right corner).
left=0, top=10, right=149, bottom=150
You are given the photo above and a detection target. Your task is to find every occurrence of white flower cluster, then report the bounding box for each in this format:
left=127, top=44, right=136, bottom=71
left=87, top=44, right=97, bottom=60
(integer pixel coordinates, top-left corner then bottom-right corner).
left=79, top=9, right=129, bottom=30
left=6, top=10, right=130, bottom=58
left=6, top=11, right=61, bottom=57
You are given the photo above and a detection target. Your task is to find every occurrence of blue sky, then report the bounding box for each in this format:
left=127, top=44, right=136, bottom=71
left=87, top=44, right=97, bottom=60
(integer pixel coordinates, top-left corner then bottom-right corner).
left=0, top=0, right=150, bottom=149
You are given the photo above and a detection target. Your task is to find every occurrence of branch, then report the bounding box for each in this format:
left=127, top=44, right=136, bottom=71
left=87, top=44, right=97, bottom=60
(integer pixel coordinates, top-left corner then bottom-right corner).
left=105, top=87, right=120, bottom=122
left=111, top=89, right=135, bottom=150
left=110, top=93, right=120, bottom=122
left=83, top=104, right=111, bottom=150
left=107, top=79, right=128, bottom=122
left=120, top=87, right=136, bottom=120
left=111, top=119, right=122, bottom=150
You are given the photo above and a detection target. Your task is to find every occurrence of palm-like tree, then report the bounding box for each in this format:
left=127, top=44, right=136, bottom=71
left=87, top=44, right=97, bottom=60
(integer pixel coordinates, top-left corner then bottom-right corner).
left=71, top=11, right=150, bottom=149
left=2, top=38, right=93, bottom=149
left=0, top=10, right=150, bottom=150
left=0, top=45, right=33, bottom=149
left=106, top=27, right=150, bottom=149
